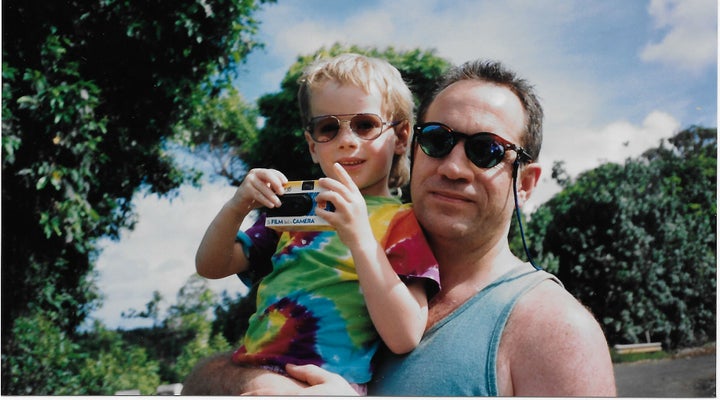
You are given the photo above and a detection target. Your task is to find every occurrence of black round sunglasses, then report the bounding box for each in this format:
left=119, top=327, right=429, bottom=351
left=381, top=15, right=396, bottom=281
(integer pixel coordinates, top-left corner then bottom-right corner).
left=413, top=122, right=532, bottom=169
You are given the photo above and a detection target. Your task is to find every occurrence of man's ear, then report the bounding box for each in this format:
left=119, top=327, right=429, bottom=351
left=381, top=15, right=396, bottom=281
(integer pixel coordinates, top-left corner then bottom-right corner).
left=394, top=121, right=411, bottom=155
left=517, top=163, right=542, bottom=205
left=304, top=131, right=319, bottom=163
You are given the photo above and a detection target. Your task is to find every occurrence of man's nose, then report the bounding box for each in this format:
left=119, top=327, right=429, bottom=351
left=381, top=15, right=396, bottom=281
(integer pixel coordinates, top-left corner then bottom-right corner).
left=437, top=141, right=473, bottom=180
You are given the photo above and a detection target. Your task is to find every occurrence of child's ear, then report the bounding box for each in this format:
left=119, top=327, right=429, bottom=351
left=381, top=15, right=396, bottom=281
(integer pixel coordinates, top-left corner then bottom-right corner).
left=394, top=121, right=411, bottom=155
left=304, top=131, right=319, bottom=163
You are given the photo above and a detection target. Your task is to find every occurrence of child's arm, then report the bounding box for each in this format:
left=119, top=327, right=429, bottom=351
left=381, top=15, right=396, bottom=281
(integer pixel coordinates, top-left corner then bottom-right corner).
left=196, top=168, right=287, bottom=279
left=347, top=240, right=429, bottom=354
left=316, top=164, right=428, bottom=354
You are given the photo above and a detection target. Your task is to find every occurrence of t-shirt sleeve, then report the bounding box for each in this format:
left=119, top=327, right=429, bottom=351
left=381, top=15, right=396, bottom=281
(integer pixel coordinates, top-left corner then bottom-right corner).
left=235, top=213, right=279, bottom=286
left=381, top=208, right=440, bottom=298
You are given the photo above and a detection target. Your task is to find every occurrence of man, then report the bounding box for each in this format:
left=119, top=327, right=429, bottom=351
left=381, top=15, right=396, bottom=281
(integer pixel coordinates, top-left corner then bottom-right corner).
left=182, top=59, right=616, bottom=396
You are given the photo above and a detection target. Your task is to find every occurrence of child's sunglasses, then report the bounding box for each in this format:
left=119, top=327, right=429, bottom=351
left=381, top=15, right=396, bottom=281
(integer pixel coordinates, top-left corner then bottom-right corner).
left=413, top=122, right=532, bottom=169
left=306, top=113, right=401, bottom=143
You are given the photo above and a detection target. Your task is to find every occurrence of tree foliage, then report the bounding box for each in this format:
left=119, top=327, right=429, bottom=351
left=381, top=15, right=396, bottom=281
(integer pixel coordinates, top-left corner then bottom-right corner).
left=2, top=0, right=269, bottom=392
left=211, top=283, right=261, bottom=344
left=2, top=275, right=232, bottom=395
left=528, top=126, right=716, bottom=349
left=76, top=324, right=162, bottom=395
left=2, top=0, right=268, bottom=336
left=175, top=86, right=259, bottom=186
left=2, top=313, right=85, bottom=395
left=2, top=314, right=162, bottom=395
left=118, top=275, right=232, bottom=384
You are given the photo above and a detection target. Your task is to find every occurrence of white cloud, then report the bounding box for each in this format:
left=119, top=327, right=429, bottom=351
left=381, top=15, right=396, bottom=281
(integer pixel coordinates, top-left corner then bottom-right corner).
left=545, top=110, right=680, bottom=176
left=90, top=181, right=248, bottom=329
left=640, top=0, right=718, bottom=72
left=263, top=0, right=576, bottom=70
left=527, top=110, right=681, bottom=210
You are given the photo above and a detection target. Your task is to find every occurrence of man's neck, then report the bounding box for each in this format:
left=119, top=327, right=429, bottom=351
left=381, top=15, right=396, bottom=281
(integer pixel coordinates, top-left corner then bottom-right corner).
left=427, top=236, right=521, bottom=327
left=435, top=234, right=513, bottom=285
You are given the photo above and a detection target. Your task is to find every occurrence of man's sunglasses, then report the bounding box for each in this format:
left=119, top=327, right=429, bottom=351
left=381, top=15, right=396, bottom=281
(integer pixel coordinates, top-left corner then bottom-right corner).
left=306, top=113, right=401, bottom=143
left=413, top=122, right=532, bottom=169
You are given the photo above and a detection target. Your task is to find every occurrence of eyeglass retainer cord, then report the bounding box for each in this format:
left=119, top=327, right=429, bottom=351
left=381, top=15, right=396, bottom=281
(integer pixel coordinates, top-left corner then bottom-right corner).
left=512, top=159, right=542, bottom=271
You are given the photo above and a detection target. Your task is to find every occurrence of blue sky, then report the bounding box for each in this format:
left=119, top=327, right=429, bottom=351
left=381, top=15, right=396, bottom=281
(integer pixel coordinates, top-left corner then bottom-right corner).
left=90, top=0, right=717, bottom=330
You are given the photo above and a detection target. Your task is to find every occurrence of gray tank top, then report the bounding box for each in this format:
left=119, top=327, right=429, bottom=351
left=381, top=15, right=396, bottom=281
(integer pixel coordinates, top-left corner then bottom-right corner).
left=369, top=265, right=560, bottom=396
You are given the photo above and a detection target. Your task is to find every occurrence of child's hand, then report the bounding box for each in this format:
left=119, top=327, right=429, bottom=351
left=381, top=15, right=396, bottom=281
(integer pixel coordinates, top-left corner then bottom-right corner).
left=316, top=163, right=373, bottom=248
left=228, top=168, right=287, bottom=215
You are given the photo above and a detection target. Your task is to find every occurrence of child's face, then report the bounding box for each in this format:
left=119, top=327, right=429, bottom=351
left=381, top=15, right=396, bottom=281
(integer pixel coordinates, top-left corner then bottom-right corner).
left=305, top=81, right=407, bottom=197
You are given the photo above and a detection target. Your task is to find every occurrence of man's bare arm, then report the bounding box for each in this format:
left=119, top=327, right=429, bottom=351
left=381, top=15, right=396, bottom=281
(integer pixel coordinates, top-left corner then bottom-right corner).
left=181, top=353, right=246, bottom=395
left=181, top=353, right=307, bottom=395
left=243, top=364, right=359, bottom=396
left=498, top=281, right=617, bottom=396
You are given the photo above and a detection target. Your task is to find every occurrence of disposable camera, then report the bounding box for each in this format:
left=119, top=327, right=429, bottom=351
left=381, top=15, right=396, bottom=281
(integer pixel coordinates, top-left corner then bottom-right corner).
left=265, top=180, right=335, bottom=231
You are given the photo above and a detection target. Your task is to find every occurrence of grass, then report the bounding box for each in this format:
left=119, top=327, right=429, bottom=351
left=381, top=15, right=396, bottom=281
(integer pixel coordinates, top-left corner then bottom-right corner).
left=611, top=342, right=716, bottom=364
left=611, top=349, right=669, bottom=363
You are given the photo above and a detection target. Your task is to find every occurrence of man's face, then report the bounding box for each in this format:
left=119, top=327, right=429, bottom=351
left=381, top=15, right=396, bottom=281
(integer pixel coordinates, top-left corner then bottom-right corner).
left=410, top=80, right=527, bottom=245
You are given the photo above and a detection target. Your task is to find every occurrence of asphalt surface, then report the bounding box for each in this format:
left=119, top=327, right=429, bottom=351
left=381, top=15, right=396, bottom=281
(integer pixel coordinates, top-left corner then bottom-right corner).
left=614, top=353, right=716, bottom=397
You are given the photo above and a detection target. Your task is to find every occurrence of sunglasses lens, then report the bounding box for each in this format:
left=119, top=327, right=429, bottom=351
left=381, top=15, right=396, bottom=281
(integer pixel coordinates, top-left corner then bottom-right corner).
left=350, top=114, right=383, bottom=139
left=466, top=135, right=505, bottom=168
left=415, top=124, right=510, bottom=168
left=310, top=114, right=386, bottom=142
left=311, top=117, right=340, bottom=142
left=417, top=125, right=454, bottom=158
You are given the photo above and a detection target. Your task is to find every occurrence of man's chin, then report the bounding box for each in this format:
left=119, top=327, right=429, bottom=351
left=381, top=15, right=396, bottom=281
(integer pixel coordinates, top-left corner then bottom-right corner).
left=419, top=214, right=472, bottom=238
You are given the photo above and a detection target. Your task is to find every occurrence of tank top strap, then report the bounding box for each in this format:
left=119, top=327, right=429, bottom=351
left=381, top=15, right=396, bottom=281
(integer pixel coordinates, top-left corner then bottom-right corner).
left=369, top=264, right=561, bottom=396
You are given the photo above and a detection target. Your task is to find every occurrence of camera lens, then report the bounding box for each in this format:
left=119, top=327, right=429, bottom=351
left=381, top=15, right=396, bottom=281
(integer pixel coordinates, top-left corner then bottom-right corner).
left=266, top=193, right=313, bottom=217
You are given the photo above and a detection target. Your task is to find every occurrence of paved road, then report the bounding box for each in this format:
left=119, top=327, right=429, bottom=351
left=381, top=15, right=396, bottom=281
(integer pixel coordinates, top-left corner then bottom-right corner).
left=614, top=354, right=716, bottom=397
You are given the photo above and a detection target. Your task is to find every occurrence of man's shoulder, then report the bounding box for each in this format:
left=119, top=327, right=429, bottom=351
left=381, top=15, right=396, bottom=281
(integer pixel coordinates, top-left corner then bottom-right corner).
left=511, top=278, right=600, bottom=339
left=501, top=277, right=608, bottom=374
left=498, top=278, right=616, bottom=396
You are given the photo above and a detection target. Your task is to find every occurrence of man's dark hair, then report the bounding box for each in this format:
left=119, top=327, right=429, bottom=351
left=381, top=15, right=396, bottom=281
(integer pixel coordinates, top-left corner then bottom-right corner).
left=417, top=60, right=543, bottom=161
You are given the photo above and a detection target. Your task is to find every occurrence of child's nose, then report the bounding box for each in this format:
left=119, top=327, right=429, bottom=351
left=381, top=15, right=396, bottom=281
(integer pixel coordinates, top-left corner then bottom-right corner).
left=336, top=121, right=360, bottom=146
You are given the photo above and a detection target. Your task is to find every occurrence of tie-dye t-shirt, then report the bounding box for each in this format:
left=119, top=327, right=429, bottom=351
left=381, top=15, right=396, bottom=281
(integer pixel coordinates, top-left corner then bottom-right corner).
left=232, top=196, right=440, bottom=384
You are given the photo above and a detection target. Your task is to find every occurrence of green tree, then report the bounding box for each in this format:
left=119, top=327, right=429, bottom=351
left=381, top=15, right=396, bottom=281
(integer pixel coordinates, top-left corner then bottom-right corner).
left=529, top=126, right=716, bottom=349
left=2, top=0, right=271, bottom=393
left=118, top=275, right=232, bottom=384
left=77, top=323, right=162, bottom=395
left=166, top=274, right=221, bottom=330
left=1, top=0, right=270, bottom=336
left=173, top=322, right=231, bottom=383
left=166, top=275, right=232, bottom=381
left=175, top=86, right=260, bottom=186
left=4, top=312, right=162, bottom=395
left=211, top=283, right=260, bottom=345
left=2, top=313, right=84, bottom=395
left=121, top=290, right=164, bottom=327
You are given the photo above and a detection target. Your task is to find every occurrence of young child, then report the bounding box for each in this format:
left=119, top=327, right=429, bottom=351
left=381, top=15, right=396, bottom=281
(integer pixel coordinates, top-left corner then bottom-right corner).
left=195, top=53, right=439, bottom=394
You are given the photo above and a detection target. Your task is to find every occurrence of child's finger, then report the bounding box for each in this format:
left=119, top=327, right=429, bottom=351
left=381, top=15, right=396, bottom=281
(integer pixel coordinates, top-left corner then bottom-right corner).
left=245, top=169, right=287, bottom=208
left=269, top=169, right=289, bottom=194
left=255, top=169, right=288, bottom=195
left=331, top=163, right=359, bottom=192
left=315, top=189, right=342, bottom=216
left=317, top=165, right=358, bottom=201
